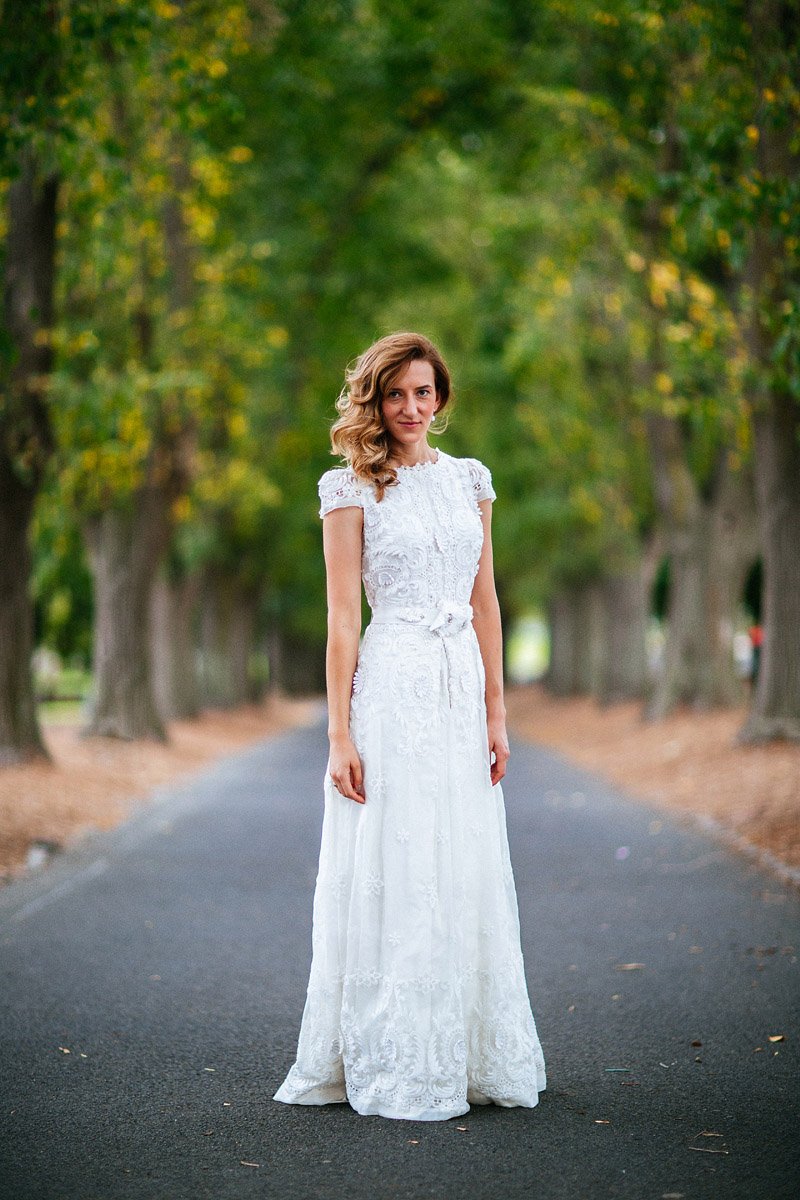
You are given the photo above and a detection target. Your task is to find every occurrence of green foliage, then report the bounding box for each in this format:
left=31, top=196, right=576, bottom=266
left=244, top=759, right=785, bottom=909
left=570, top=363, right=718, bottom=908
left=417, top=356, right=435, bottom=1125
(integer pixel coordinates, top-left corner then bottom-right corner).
left=16, top=0, right=795, bottom=659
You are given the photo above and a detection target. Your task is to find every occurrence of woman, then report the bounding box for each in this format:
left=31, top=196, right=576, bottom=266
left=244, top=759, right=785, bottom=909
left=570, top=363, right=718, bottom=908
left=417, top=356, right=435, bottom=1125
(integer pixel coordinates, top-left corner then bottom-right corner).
left=274, top=332, right=546, bottom=1121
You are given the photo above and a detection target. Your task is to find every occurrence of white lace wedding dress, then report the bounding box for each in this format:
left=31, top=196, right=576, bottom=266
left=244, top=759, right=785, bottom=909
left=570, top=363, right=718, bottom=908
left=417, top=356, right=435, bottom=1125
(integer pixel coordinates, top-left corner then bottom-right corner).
left=273, top=448, right=546, bottom=1121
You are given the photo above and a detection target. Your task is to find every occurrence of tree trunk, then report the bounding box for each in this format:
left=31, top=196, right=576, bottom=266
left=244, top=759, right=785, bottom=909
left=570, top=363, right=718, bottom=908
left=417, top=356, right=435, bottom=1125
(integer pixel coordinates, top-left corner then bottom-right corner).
left=595, top=563, right=651, bottom=705
left=0, top=149, right=58, bottom=764
left=738, top=0, right=800, bottom=742
left=266, top=623, right=327, bottom=696
left=82, top=488, right=171, bottom=740
left=572, top=583, right=605, bottom=697
left=150, top=569, right=201, bottom=722
left=0, top=484, right=45, bottom=765
left=546, top=587, right=581, bottom=697
left=197, top=570, right=260, bottom=708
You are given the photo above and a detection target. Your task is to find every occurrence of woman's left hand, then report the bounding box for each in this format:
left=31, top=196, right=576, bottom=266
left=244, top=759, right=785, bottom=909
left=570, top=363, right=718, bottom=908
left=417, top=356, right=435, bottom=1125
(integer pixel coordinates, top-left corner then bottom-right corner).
left=487, top=717, right=510, bottom=786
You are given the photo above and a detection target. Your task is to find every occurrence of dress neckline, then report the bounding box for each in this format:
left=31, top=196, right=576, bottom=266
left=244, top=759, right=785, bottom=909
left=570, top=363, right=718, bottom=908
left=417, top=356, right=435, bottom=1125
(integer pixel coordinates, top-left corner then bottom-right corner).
left=392, top=448, right=442, bottom=472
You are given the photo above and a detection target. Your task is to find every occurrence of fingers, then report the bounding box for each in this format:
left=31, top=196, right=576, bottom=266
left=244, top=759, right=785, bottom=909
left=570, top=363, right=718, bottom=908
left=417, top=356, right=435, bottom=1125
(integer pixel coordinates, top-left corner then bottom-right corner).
left=489, top=739, right=510, bottom=786
left=352, top=756, right=365, bottom=803
left=330, top=753, right=366, bottom=804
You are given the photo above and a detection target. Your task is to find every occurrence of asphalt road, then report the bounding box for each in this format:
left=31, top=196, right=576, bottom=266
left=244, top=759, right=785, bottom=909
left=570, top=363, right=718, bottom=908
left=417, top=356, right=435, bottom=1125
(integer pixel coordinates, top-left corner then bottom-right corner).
left=1, top=714, right=798, bottom=1200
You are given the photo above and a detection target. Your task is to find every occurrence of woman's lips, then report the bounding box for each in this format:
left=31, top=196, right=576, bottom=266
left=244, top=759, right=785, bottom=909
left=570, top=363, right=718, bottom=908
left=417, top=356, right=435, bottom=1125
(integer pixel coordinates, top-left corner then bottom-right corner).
left=400, top=422, right=420, bottom=427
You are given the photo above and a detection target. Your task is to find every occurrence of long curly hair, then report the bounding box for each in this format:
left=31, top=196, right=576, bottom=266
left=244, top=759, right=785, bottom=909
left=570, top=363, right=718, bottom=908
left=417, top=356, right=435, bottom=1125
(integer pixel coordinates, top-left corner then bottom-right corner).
left=329, top=332, right=453, bottom=501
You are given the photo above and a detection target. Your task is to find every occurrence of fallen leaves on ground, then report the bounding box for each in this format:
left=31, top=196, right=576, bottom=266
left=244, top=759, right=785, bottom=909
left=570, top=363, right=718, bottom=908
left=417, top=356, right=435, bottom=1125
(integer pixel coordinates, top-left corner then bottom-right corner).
left=506, top=685, right=800, bottom=870
left=0, top=695, right=319, bottom=881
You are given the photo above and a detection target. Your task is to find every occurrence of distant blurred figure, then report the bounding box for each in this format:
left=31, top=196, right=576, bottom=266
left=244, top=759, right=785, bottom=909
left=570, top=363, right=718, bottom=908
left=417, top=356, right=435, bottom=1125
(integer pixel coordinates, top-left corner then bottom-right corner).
left=748, top=624, right=764, bottom=685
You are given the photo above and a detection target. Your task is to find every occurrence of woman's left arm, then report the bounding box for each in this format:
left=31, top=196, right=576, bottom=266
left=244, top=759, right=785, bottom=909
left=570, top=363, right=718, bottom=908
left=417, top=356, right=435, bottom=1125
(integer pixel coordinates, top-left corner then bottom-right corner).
left=469, top=499, right=510, bottom=786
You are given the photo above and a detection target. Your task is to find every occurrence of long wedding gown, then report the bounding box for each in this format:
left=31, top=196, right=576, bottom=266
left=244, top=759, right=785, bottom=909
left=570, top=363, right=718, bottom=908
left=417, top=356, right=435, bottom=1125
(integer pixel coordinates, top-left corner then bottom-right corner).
left=273, top=449, right=546, bottom=1121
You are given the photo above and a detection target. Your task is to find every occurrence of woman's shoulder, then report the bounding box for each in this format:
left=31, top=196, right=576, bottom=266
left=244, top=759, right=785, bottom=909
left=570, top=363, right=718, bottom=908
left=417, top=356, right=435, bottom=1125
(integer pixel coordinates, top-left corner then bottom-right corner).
left=317, top=463, right=366, bottom=518
left=446, top=453, right=497, bottom=503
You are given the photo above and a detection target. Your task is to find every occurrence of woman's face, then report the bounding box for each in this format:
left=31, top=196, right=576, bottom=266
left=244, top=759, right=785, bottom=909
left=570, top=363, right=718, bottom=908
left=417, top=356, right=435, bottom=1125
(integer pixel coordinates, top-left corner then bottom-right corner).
left=380, top=359, right=439, bottom=449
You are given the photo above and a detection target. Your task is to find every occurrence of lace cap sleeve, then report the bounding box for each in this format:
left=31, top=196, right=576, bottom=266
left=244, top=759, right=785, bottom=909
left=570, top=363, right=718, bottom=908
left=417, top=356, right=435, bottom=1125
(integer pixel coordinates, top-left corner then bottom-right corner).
left=318, top=467, right=364, bottom=518
left=463, top=457, right=496, bottom=504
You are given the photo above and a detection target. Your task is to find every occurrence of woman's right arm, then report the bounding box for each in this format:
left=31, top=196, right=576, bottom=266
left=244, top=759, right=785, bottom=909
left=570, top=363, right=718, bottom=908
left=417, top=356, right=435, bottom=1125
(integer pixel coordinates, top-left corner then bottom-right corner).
left=322, top=505, right=366, bottom=804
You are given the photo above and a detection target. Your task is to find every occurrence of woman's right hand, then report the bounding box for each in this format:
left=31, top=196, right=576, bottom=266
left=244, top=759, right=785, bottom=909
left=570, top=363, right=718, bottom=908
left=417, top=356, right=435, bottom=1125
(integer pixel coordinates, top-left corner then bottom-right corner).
left=328, top=735, right=366, bottom=804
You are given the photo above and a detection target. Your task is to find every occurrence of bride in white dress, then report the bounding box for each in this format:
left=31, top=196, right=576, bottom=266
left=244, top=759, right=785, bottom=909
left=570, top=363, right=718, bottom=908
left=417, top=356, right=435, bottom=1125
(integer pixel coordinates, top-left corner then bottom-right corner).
left=274, top=332, right=546, bottom=1121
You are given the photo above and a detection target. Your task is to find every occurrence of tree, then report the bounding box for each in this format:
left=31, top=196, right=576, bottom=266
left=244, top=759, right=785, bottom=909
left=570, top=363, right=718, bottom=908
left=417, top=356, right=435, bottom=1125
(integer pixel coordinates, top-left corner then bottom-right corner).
left=50, top=1, right=252, bottom=738
left=0, top=0, right=132, bottom=761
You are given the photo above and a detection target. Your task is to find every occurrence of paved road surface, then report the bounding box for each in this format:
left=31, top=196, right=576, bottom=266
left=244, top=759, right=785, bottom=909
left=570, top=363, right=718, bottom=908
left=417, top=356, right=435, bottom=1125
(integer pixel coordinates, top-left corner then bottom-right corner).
left=1, top=716, right=798, bottom=1199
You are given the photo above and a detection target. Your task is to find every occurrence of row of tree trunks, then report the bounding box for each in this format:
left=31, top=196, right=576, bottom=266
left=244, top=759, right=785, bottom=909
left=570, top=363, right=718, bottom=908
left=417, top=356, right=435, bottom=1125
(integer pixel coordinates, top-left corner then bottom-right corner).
left=0, top=149, right=58, bottom=764
left=265, top=625, right=327, bottom=696
left=738, top=0, right=800, bottom=742
left=740, top=390, right=800, bottom=741
left=644, top=428, right=758, bottom=720
left=546, top=560, right=651, bottom=705
left=150, top=566, right=269, bottom=720
left=197, top=570, right=260, bottom=709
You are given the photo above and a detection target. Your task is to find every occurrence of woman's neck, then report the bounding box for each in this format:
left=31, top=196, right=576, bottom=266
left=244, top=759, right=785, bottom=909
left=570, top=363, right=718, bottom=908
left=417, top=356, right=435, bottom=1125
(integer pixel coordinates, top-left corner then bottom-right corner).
left=387, top=441, right=437, bottom=468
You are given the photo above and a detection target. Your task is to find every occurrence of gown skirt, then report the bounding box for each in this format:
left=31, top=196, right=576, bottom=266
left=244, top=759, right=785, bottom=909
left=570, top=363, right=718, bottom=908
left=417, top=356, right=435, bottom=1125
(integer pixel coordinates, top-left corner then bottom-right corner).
left=273, top=599, right=547, bottom=1121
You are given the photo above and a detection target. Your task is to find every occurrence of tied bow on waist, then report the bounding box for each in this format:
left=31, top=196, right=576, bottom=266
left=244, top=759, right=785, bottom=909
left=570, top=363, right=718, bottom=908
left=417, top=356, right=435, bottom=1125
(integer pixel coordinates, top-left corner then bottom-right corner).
left=370, top=600, right=474, bottom=636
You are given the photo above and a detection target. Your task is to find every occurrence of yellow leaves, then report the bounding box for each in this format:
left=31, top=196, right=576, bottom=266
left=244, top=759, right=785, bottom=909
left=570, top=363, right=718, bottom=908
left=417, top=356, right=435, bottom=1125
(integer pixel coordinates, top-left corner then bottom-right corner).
left=208, top=60, right=229, bottom=79
left=184, top=202, right=216, bottom=242
left=655, top=372, right=673, bottom=395
left=665, top=322, right=692, bottom=343
left=716, top=229, right=731, bottom=250
left=138, top=218, right=160, bottom=241
left=592, top=11, right=619, bottom=26
left=553, top=276, right=572, bottom=298
left=171, top=495, right=193, bottom=524
left=119, top=410, right=148, bottom=445
left=626, top=251, right=646, bottom=273
left=241, top=346, right=268, bottom=368
left=192, top=154, right=232, bottom=198
left=194, top=457, right=281, bottom=529
left=266, top=326, right=289, bottom=349
left=228, top=146, right=253, bottom=164
left=251, top=241, right=273, bottom=259
left=570, top=484, right=603, bottom=527
left=762, top=88, right=777, bottom=103
left=227, top=412, right=248, bottom=440
left=156, top=1, right=181, bottom=17
left=70, top=330, right=100, bottom=353
left=745, top=124, right=760, bottom=143
left=686, top=276, right=715, bottom=307
left=649, top=260, right=681, bottom=308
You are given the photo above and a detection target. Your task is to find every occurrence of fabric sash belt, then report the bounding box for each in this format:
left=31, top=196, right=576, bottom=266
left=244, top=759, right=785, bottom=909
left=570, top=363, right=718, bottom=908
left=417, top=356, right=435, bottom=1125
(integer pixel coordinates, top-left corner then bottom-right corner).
left=369, top=600, right=474, bottom=637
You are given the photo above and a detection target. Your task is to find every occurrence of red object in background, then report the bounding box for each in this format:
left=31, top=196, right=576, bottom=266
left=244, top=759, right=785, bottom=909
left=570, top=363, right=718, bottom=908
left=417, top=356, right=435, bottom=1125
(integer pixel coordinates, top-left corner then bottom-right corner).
left=749, top=624, right=764, bottom=648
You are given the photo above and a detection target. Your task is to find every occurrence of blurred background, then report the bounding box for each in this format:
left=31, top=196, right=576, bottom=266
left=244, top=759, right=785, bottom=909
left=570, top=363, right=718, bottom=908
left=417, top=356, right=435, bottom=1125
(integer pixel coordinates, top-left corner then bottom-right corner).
left=1, top=0, right=798, bottom=777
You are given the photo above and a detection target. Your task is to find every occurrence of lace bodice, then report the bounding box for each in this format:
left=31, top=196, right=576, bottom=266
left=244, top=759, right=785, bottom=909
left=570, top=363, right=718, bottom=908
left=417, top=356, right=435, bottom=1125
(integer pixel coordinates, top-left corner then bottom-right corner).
left=317, top=450, right=496, bottom=611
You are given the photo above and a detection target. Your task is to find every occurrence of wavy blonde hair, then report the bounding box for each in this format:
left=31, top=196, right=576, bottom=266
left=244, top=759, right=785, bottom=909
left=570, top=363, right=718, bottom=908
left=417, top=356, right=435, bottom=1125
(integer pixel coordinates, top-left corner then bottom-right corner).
left=329, top=332, right=453, bottom=501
